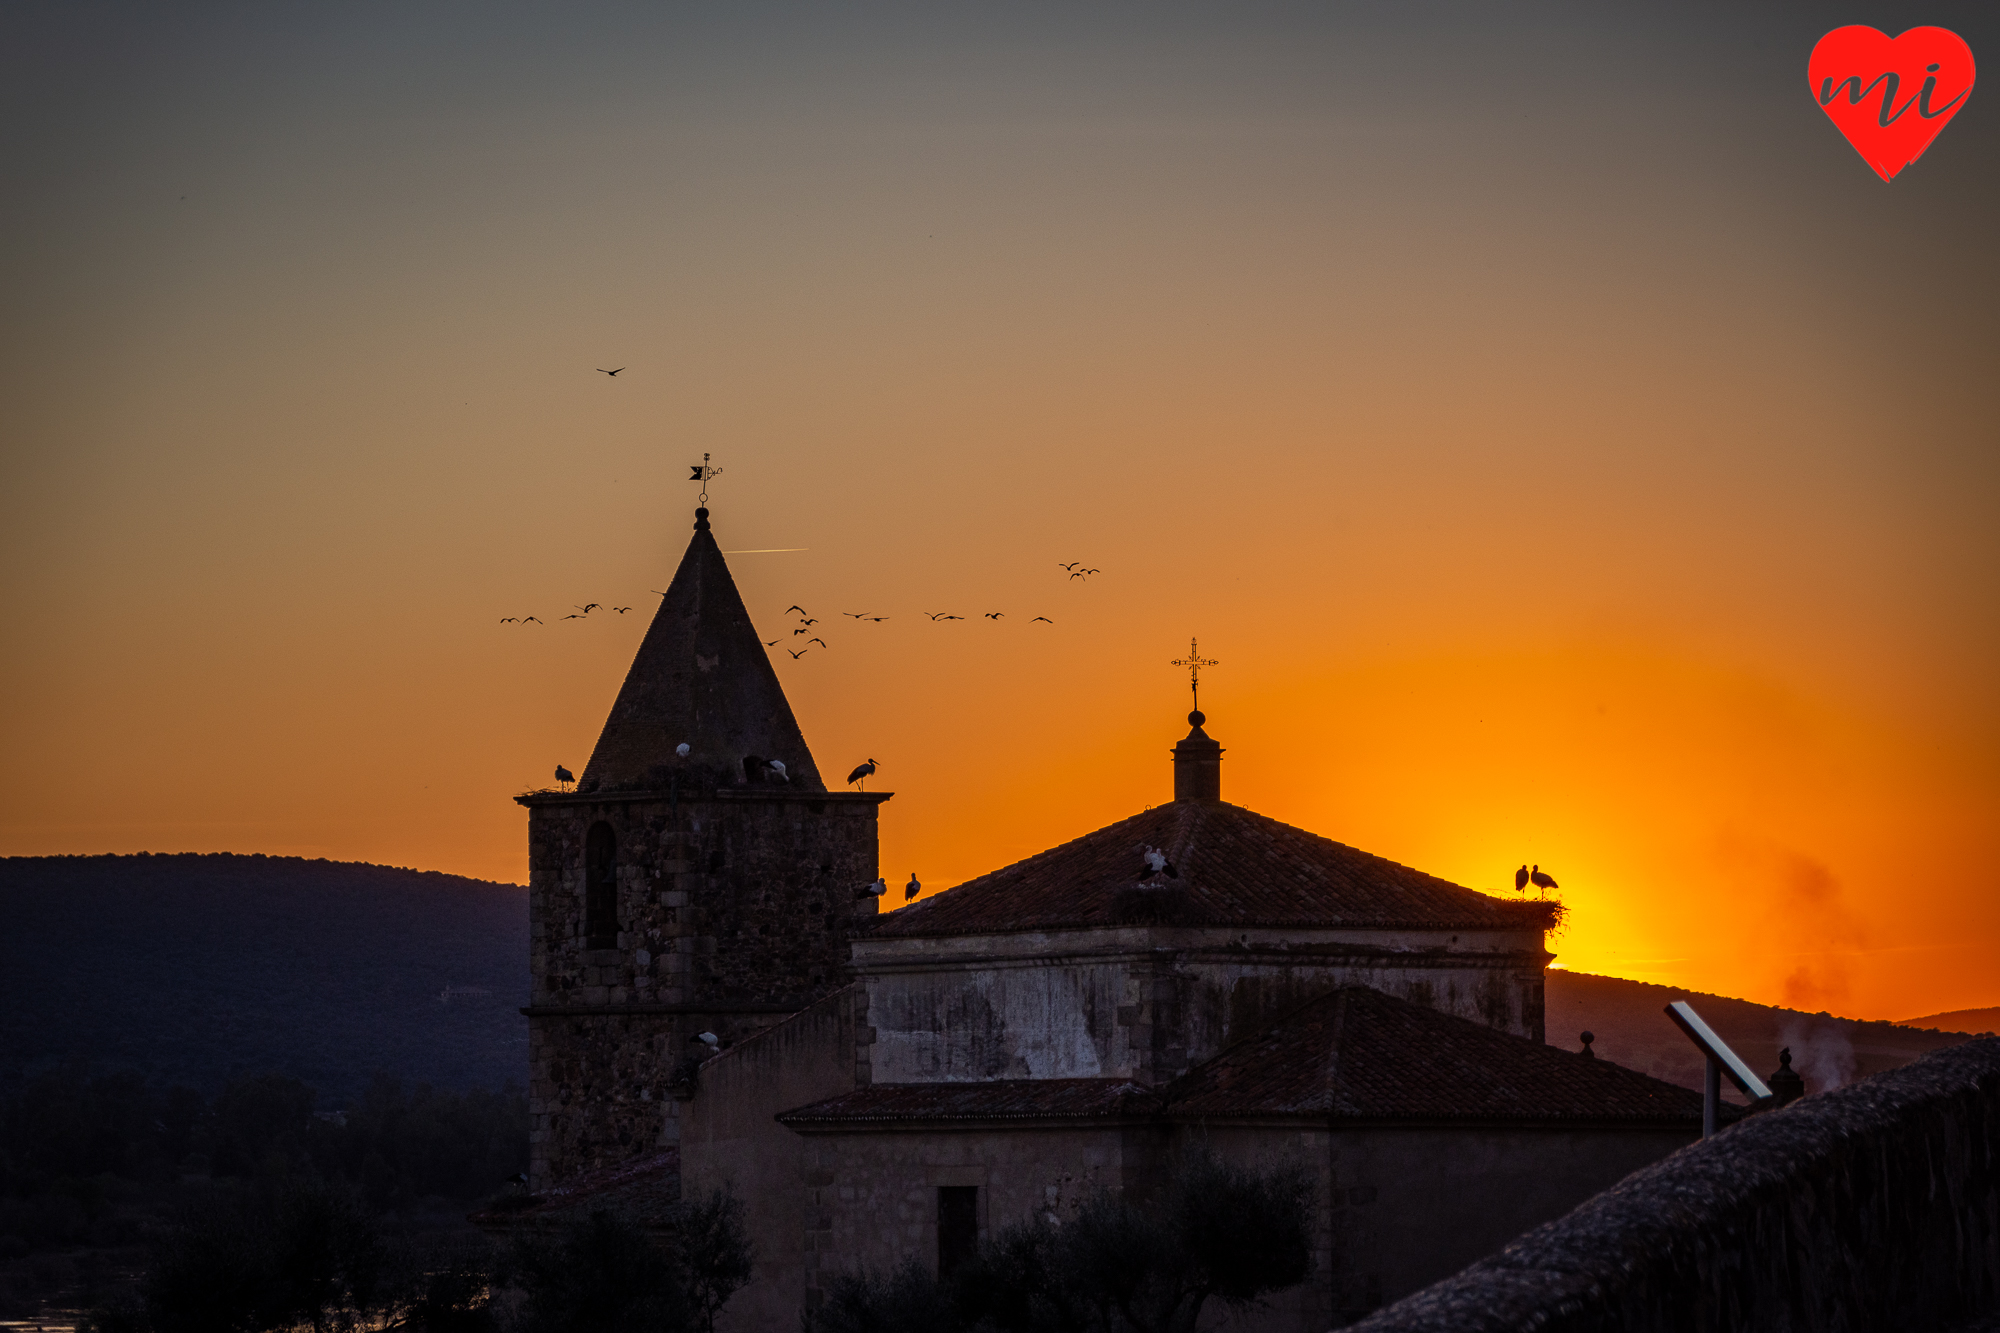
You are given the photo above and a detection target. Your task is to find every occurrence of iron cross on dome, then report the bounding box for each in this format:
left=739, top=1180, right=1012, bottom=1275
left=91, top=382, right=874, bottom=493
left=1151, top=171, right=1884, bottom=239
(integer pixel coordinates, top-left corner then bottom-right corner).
left=689, top=453, right=722, bottom=505
left=1171, top=638, right=1218, bottom=713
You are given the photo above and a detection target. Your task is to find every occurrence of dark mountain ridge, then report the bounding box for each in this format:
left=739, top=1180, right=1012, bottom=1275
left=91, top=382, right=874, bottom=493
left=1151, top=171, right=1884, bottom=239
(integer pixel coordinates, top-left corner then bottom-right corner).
left=0, top=853, right=527, bottom=1106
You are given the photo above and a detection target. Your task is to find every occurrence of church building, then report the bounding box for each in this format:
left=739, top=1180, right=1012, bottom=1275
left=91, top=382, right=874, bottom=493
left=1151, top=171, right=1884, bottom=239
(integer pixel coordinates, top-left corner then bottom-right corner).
left=509, top=505, right=1714, bottom=1330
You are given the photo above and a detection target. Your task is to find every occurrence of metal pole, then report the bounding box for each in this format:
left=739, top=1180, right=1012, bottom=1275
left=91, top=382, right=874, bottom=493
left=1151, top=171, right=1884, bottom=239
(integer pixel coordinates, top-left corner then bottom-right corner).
left=1703, top=1056, right=1720, bottom=1139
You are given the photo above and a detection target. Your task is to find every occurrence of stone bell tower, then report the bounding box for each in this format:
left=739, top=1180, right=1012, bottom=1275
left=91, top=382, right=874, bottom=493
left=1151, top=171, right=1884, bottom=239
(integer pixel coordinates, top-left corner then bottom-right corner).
left=516, top=505, right=890, bottom=1191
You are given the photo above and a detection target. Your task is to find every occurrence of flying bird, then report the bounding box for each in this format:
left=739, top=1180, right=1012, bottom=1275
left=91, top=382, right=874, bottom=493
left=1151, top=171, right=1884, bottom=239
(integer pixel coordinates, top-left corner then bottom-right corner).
left=597, top=368, right=624, bottom=376
left=676, top=743, right=691, bottom=758
left=923, top=612, right=950, bottom=621
left=905, top=873, right=921, bottom=901
left=843, top=612, right=873, bottom=619
left=1530, top=865, right=1559, bottom=895
left=863, top=615, right=888, bottom=622
left=499, top=617, right=518, bottom=623
left=612, top=606, right=632, bottom=613
left=807, top=638, right=827, bottom=648
left=847, top=758, right=878, bottom=789
left=1514, top=865, right=1530, bottom=895
left=765, top=639, right=780, bottom=647
left=788, top=648, right=808, bottom=658
left=984, top=613, right=1004, bottom=619
left=523, top=616, right=543, bottom=624
left=554, top=764, right=575, bottom=790
left=1057, top=562, right=1080, bottom=571
left=561, top=614, right=584, bottom=620
left=797, top=617, right=818, bottom=626
left=785, top=605, right=808, bottom=615
left=1031, top=616, right=1053, bottom=623
left=576, top=604, right=600, bottom=613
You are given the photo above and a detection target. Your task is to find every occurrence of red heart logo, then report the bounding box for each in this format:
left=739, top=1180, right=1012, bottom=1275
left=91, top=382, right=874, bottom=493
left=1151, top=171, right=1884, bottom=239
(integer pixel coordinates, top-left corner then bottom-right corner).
left=1809, top=26, right=1975, bottom=181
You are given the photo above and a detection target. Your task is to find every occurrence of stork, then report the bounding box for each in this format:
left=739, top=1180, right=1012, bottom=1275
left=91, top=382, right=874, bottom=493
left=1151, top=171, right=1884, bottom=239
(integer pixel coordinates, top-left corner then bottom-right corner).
left=864, top=877, right=888, bottom=897
left=554, top=764, right=575, bottom=791
left=905, top=873, right=921, bottom=901
left=676, top=742, right=691, bottom=758
left=1514, top=865, right=1530, bottom=895
left=1530, top=865, right=1559, bottom=897
left=846, top=758, right=878, bottom=790
left=769, top=759, right=789, bottom=784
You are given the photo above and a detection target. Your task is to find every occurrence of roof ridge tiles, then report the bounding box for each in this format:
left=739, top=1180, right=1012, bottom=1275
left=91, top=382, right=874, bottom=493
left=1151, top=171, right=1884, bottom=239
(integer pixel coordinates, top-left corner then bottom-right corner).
left=870, top=800, right=1556, bottom=939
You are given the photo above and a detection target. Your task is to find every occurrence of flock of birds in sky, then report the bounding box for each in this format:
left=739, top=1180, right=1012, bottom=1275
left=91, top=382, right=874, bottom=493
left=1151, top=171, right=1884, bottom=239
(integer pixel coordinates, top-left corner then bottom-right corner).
left=499, top=561, right=1094, bottom=662
left=499, top=602, right=634, bottom=626
left=764, top=581, right=1073, bottom=660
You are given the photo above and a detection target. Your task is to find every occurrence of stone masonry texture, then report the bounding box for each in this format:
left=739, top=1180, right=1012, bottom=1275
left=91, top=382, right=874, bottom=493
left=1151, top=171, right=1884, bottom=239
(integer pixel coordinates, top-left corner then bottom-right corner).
left=521, top=788, right=884, bottom=1189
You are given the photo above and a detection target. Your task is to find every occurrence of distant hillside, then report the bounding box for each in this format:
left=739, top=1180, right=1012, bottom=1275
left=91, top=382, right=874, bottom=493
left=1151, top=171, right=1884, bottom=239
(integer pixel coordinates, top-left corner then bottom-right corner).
left=1545, top=970, right=1977, bottom=1103
left=1901, top=1007, right=2000, bottom=1035
left=0, top=853, right=526, bottom=1105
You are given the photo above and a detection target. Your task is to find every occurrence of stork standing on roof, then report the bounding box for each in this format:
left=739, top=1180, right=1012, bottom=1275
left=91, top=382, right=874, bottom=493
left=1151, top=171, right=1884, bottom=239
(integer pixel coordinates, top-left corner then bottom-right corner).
left=555, top=764, right=575, bottom=791
left=1530, top=865, right=1559, bottom=898
left=847, top=758, right=878, bottom=790
left=905, top=873, right=921, bottom=901
left=1514, top=865, right=1530, bottom=895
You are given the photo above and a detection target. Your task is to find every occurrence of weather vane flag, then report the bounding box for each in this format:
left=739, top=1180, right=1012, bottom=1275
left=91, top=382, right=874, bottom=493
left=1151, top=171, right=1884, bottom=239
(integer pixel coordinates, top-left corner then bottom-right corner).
left=689, top=453, right=722, bottom=505
left=1809, top=26, right=1975, bottom=181
left=1172, top=637, right=1218, bottom=714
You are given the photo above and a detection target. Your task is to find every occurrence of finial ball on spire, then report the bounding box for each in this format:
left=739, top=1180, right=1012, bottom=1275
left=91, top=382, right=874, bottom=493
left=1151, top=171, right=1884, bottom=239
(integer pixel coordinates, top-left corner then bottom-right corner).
left=694, top=506, right=710, bottom=531
left=1189, top=710, right=1205, bottom=727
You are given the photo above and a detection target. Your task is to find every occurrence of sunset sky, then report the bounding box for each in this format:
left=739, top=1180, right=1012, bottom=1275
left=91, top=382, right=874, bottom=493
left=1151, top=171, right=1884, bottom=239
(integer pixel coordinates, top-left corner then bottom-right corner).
left=3, top=1, right=1995, bottom=1023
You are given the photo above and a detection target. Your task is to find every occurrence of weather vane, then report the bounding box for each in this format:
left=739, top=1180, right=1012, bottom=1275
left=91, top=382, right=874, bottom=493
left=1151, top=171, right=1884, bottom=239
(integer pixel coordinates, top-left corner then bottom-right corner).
left=1171, top=637, right=1218, bottom=713
left=689, top=453, right=722, bottom=505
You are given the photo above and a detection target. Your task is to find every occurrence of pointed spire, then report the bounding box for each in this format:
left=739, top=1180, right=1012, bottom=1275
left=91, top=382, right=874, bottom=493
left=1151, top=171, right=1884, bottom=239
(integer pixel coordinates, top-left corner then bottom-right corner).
left=579, top=507, right=826, bottom=793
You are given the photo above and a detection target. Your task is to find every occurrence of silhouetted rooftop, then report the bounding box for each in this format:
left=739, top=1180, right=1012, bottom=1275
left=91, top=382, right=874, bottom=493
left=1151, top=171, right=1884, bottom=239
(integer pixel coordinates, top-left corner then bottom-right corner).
left=869, top=800, right=1557, bottom=938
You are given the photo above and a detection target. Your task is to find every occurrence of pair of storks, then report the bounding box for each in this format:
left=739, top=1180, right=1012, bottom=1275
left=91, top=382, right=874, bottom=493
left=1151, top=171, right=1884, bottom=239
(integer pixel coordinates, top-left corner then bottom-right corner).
left=1514, top=864, right=1560, bottom=895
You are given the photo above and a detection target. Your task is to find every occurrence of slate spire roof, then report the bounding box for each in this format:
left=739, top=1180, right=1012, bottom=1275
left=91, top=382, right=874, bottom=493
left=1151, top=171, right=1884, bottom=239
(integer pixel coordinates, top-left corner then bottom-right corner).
left=579, top=507, right=825, bottom=793
left=869, top=798, right=1555, bottom=937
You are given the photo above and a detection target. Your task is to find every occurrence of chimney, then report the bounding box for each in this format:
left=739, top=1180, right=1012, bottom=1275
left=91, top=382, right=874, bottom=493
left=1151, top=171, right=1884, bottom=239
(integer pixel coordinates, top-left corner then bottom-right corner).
left=1766, top=1047, right=1806, bottom=1107
left=1172, top=711, right=1223, bottom=802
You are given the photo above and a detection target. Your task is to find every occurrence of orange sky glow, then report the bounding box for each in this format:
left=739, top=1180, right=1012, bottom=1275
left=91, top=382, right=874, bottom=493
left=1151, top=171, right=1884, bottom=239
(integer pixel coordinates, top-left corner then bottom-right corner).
left=2, top=2, right=1995, bottom=1022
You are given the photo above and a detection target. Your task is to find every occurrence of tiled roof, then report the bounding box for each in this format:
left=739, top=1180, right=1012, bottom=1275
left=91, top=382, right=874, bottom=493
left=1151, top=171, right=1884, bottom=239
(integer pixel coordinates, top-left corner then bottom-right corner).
left=778, top=1078, right=1153, bottom=1126
left=467, top=1148, right=680, bottom=1231
left=1158, top=987, right=1717, bottom=1124
left=869, top=801, right=1554, bottom=938
left=778, top=987, right=1714, bottom=1128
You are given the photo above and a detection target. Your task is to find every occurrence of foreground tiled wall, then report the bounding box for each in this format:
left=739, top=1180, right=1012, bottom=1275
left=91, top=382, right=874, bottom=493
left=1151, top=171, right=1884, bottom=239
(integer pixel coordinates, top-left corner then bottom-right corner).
left=1345, top=1037, right=2000, bottom=1332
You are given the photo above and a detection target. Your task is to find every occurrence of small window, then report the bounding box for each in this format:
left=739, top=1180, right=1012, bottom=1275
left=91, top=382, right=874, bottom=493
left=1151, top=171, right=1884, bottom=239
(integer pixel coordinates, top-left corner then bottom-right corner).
left=584, top=822, right=618, bottom=948
left=938, top=1186, right=978, bottom=1277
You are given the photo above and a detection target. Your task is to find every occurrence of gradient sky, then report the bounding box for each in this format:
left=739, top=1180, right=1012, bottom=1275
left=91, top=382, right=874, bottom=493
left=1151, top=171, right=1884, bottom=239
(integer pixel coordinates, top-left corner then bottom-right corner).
left=3, top=1, right=1995, bottom=1022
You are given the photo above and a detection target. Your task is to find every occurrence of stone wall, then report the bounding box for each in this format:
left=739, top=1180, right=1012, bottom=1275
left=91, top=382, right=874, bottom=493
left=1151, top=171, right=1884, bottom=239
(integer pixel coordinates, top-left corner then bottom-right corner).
left=519, top=786, right=885, bottom=1189
left=855, top=928, right=1546, bottom=1088
left=1343, top=1036, right=2000, bottom=1332
left=678, top=987, right=866, bottom=1333
left=794, top=1123, right=1157, bottom=1315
